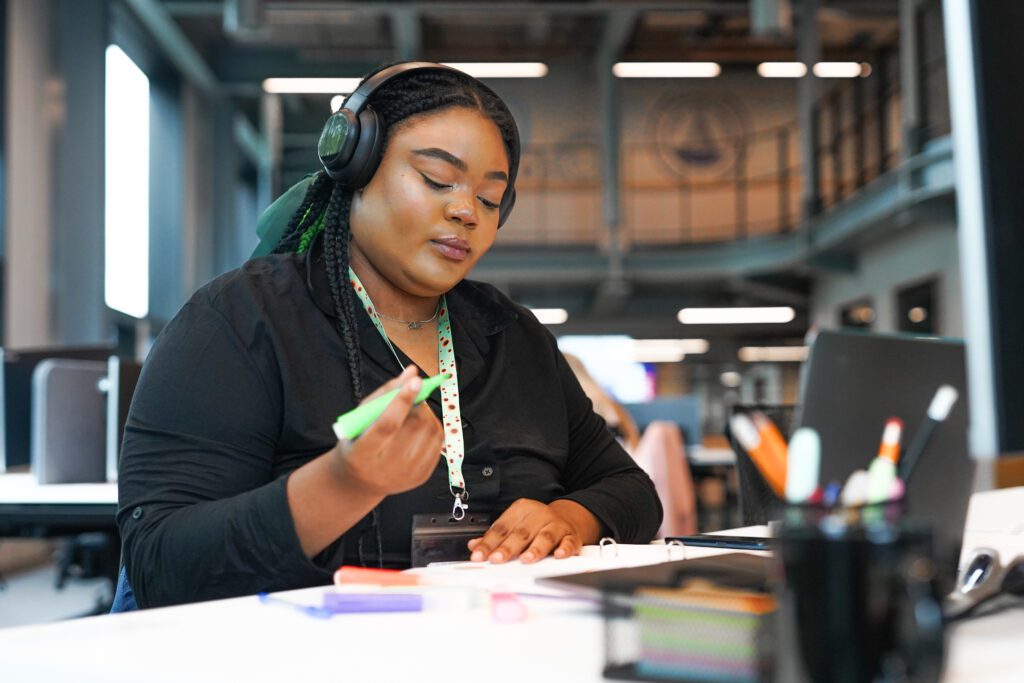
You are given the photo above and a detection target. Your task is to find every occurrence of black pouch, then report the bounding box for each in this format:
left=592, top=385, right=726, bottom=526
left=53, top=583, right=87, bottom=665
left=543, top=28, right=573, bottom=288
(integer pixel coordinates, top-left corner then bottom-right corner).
left=410, top=512, right=492, bottom=568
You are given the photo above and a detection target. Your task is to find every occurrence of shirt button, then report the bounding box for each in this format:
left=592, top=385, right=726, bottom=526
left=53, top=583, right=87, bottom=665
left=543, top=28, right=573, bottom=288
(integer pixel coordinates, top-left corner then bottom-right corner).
left=481, top=467, right=494, bottom=477
left=131, top=507, right=143, bottom=520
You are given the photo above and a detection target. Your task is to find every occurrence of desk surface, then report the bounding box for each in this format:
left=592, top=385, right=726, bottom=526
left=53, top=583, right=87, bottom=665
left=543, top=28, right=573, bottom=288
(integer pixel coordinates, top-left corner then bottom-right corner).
left=686, top=445, right=735, bottom=466
left=0, top=488, right=1021, bottom=683
left=0, top=473, right=117, bottom=505
left=0, top=473, right=119, bottom=534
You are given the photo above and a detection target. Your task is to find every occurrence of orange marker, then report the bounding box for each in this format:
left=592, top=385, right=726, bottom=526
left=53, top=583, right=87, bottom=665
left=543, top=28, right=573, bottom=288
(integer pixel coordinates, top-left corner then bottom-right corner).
left=875, top=418, right=903, bottom=463
left=751, top=412, right=789, bottom=470
left=333, top=566, right=424, bottom=587
left=729, top=412, right=787, bottom=497
left=867, top=418, right=904, bottom=504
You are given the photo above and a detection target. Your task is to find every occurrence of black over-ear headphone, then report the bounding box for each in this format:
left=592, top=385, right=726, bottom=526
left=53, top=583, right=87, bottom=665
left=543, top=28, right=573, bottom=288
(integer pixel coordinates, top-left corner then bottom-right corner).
left=317, top=61, right=519, bottom=228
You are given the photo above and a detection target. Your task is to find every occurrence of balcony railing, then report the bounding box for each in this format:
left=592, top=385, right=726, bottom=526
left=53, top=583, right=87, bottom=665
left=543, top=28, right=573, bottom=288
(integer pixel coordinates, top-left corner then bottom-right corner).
left=498, top=41, right=950, bottom=250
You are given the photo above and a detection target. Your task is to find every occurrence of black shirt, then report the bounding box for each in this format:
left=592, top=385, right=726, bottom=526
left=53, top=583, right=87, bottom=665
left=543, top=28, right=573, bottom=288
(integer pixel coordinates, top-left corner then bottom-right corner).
left=117, top=249, right=663, bottom=608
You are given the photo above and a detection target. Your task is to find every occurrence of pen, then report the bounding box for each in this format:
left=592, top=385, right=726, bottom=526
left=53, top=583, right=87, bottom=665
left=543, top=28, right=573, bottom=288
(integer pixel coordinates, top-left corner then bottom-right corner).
left=333, top=372, right=451, bottom=441
left=258, top=592, right=336, bottom=619
left=900, top=385, right=959, bottom=483
left=785, top=427, right=821, bottom=504
left=867, top=418, right=903, bottom=504
left=729, top=412, right=787, bottom=497
left=822, top=481, right=842, bottom=507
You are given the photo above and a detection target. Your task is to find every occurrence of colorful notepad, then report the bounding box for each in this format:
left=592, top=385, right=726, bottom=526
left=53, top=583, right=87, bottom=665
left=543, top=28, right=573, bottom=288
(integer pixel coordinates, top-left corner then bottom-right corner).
left=629, top=580, right=777, bottom=683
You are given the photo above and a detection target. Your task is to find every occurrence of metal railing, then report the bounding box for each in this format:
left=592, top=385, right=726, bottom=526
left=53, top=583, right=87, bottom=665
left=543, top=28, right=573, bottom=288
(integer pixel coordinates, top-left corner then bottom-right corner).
left=498, top=44, right=951, bottom=249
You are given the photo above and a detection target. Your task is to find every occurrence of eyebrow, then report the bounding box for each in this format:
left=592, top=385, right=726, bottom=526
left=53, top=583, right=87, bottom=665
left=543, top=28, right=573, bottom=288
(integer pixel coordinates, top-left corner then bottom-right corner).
left=412, top=147, right=509, bottom=183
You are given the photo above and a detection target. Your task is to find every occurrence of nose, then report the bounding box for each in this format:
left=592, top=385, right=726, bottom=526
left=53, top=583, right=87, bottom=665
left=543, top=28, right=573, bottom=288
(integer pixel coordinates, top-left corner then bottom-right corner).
left=444, top=195, right=478, bottom=228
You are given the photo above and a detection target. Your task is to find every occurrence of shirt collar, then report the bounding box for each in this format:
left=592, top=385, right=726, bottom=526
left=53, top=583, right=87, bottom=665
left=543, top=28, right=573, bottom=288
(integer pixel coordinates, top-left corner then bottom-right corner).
left=305, top=240, right=518, bottom=365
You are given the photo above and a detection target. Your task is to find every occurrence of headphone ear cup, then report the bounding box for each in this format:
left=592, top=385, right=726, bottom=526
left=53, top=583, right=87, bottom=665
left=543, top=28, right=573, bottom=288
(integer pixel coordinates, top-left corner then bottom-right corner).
left=331, top=106, right=385, bottom=189
left=318, top=109, right=360, bottom=180
left=497, top=187, right=516, bottom=228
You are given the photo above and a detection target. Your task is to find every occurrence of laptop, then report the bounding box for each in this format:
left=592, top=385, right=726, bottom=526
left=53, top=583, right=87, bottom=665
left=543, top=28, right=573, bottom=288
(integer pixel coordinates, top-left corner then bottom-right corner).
left=795, top=330, right=974, bottom=595
left=542, top=331, right=973, bottom=598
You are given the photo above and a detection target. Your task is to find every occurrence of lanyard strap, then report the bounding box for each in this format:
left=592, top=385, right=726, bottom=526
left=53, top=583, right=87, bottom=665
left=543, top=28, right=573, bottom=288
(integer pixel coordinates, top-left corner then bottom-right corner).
left=347, top=268, right=468, bottom=518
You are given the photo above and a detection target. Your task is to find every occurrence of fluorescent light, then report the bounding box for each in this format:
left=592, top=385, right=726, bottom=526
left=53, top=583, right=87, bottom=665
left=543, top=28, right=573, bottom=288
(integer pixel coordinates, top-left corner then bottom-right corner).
left=812, top=62, right=864, bottom=78
left=677, top=307, right=796, bottom=325
left=720, top=371, right=742, bottom=388
left=264, top=63, right=548, bottom=96
left=532, top=308, right=569, bottom=325
left=757, top=62, right=808, bottom=78
left=738, top=346, right=810, bottom=362
left=613, top=62, right=721, bottom=78
left=442, top=62, right=548, bottom=78
left=262, top=77, right=361, bottom=94
left=631, top=338, right=710, bottom=362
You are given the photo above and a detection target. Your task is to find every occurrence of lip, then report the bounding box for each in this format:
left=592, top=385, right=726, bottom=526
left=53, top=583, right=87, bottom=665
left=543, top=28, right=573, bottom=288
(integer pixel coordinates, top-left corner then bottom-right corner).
left=430, top=236, right=471, bottom=261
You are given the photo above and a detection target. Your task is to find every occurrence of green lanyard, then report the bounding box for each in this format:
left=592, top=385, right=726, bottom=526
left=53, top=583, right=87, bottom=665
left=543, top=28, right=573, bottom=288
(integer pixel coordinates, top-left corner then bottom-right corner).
left=348, top=268, right=469, bottom=519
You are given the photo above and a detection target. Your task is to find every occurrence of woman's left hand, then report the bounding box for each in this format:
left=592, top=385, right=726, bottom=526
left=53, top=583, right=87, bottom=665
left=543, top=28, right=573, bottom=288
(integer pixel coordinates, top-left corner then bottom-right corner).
left=467, top=498, right=603, bottom=564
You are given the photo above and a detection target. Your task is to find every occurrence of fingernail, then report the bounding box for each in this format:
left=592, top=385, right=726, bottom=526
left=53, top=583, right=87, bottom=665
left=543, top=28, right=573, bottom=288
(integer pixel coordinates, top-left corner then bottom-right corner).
left=471, top=551, right=483, bottom=562
left=521, top=552, right=534, bottom=563
left=406, top=377, right=422, bottom=392
left=554, top=549, right=566, bottom=558
left=490, top=551, right=504, bottom=563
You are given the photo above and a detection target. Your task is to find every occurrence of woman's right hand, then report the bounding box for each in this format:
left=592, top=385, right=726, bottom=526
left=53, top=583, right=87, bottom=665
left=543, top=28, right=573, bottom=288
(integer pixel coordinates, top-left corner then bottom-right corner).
left=327, top=365, right=444, bottom=498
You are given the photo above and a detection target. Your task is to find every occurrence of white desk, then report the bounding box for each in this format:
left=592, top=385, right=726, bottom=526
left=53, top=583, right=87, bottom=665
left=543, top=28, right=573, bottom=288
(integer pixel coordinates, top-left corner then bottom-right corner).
left=0, top=488, right=1020, bottom=683
left=0, top=473, right=118, bottom=535
left=686, top=445, right=736, bottom=467
left=0, top=473, right=118, bottom=505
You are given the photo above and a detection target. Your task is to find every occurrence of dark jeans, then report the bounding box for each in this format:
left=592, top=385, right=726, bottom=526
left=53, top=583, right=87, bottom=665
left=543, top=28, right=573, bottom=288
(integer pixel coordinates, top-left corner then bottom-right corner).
left=109, top=566, right=139, bottom=612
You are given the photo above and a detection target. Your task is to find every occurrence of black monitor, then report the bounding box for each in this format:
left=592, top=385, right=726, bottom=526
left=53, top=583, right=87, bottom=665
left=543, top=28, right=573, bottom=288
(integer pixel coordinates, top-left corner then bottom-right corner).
left=105, top=356, right=143, bottom=481
left=0, top=345, right=117, bottom=472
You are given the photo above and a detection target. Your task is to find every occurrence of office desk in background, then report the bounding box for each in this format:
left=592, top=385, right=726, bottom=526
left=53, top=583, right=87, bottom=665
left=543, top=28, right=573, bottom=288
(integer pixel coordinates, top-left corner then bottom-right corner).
left=0, top=473, right=118, bottom=536
left=0, top=488, right=1020, bottom=682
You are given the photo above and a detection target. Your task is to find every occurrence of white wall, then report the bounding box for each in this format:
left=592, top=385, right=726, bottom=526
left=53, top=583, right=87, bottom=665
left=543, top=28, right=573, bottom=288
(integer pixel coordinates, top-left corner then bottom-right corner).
left=810, top=218, right=962, bottom=338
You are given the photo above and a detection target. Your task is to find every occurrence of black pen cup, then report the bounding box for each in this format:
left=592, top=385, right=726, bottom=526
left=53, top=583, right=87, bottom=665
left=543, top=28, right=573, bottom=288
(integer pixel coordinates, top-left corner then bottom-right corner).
left=772, top=503, right=945, bottom=683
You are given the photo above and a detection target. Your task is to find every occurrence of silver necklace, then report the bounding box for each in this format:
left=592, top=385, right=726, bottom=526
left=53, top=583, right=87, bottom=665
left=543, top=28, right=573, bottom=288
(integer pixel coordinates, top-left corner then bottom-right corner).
left=374, top=303, right=440, bottom=330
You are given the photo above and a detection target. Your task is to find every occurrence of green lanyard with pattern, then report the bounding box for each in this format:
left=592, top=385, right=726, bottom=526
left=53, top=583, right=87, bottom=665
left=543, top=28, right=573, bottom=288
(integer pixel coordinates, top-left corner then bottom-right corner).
left=348, top=267, right=469, bottom=520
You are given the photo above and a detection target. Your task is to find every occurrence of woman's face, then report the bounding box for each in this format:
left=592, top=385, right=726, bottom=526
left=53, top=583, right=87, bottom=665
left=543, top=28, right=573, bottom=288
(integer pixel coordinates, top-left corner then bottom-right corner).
left=349, top=106, right=510, bottom=297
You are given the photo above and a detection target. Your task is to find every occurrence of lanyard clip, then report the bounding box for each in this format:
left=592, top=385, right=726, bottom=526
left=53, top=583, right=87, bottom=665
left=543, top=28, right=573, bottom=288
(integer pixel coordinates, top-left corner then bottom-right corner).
left=452, top=493, right=468, bottom=521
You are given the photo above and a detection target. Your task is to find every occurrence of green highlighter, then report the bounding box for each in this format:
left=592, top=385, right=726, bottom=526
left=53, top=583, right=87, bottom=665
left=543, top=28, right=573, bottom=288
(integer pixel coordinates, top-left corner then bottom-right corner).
left=332, top=373, right=451, bottom=441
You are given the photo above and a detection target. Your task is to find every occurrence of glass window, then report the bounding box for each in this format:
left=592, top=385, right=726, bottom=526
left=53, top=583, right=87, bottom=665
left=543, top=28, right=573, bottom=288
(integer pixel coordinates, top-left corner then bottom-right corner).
left=104, top=45, right=149, bottom=318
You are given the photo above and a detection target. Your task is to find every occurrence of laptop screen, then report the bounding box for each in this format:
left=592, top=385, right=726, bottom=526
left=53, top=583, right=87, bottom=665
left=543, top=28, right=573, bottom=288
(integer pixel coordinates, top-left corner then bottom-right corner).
left=796, top=330, right=974, bottom=594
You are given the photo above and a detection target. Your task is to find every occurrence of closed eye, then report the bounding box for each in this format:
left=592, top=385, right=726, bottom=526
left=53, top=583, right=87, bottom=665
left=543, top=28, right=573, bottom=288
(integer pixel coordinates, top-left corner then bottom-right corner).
left=419, top=172, right=452, bottom=191
left=478, top=197, right=499, bottom=210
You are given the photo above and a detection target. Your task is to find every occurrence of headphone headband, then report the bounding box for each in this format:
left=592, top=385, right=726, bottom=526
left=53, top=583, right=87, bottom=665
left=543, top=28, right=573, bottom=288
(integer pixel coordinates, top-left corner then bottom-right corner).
left=341, top=62, right=461, bottom=117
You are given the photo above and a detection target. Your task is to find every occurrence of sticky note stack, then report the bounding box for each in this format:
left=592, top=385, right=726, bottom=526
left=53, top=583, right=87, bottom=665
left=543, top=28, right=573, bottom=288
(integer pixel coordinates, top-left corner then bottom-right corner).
left=630, top=579, right=776, bottom=683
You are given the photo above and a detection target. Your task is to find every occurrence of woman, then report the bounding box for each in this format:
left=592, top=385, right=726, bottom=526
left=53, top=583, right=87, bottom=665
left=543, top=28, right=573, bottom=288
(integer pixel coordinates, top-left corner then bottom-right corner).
left=115, top=62, right=662, bottom=609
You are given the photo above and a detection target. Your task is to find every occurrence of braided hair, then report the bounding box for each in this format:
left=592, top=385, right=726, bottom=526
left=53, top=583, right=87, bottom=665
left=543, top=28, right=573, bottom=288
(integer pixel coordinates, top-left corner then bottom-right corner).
left=270, top=64, right=518, bottom=566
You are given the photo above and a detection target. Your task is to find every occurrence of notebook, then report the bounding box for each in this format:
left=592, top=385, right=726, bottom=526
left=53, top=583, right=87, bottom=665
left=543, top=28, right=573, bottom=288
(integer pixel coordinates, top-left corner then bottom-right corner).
left=538, top=552, right=770, bottom=597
